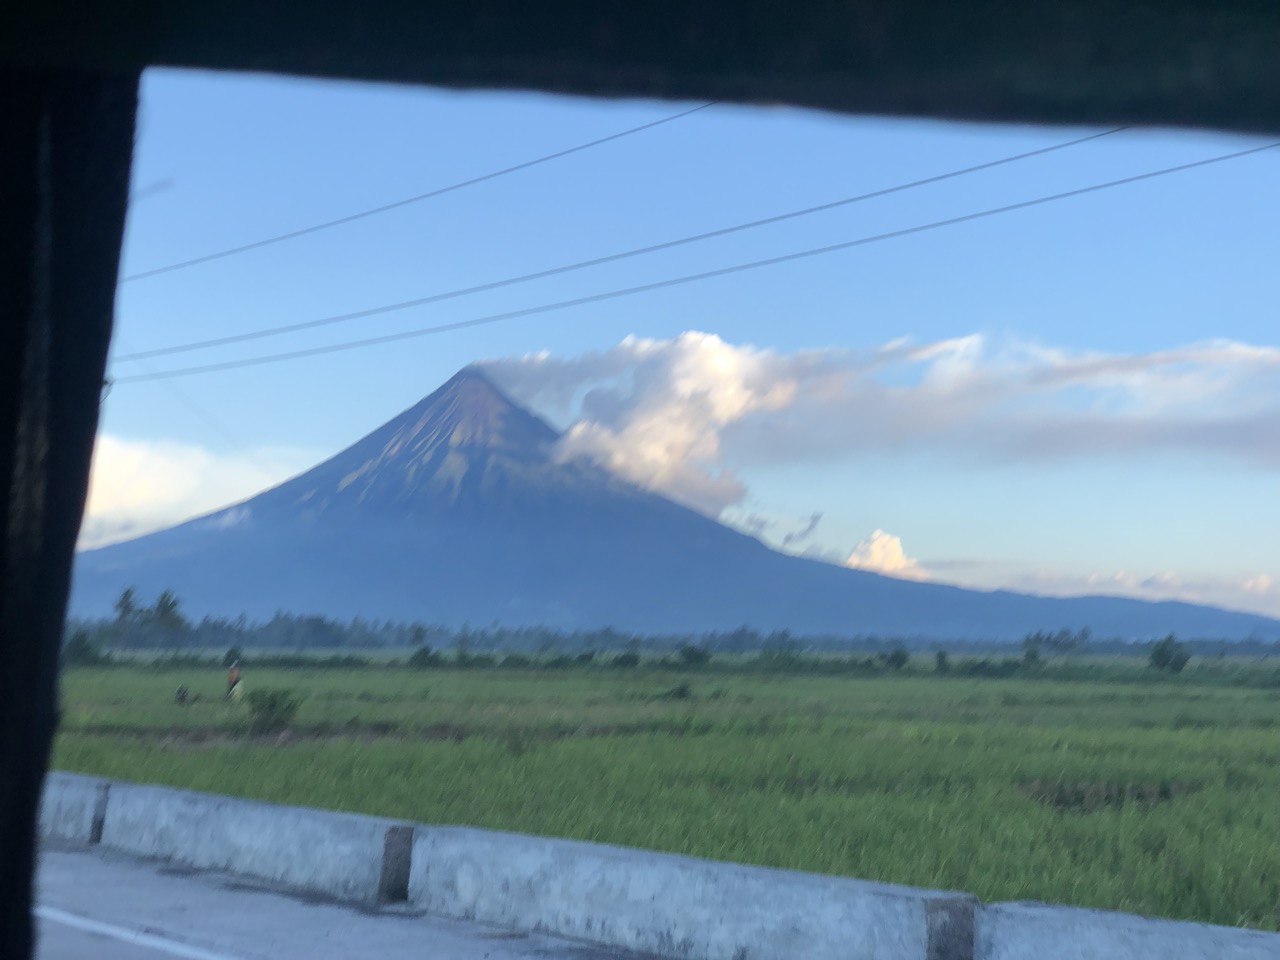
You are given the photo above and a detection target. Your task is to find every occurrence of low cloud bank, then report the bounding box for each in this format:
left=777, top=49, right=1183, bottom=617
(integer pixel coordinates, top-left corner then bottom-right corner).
left=485, top=331, right=1280, bottom=514
left=80, top=435, right=316, bottom=549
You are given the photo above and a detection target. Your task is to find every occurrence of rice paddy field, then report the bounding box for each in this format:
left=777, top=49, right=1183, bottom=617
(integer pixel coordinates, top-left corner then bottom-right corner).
left=53, top=659, right=1280, bottom=930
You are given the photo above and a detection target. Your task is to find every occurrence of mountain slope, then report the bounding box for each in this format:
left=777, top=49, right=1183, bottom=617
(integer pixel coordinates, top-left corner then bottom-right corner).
left=71, top=368, right=1280, bottom=640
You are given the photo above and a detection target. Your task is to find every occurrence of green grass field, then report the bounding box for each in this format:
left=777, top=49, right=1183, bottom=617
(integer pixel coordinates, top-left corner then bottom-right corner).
left=54, top=662, right=1280, bottom=930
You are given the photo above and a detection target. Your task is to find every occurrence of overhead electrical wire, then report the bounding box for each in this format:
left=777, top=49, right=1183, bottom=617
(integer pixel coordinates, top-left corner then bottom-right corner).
left=120, top=102, right=716, bottom=283
left=111, top=138, right=1280, bottom=386
left=104, top=340, right=288, bottom=483
left=115, top=126, right=1125, bottom=362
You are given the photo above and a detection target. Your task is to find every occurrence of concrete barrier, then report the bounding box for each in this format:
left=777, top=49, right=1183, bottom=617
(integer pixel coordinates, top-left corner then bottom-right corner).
left=99, top=781, right=413, bottom=905
left=39, top=771, right=110, bottom=844
left=40, top=774, right=1280, bottom=960
left=976, top=902, right=1280, bottom=960
left=409, top=825, right=976, bottom=960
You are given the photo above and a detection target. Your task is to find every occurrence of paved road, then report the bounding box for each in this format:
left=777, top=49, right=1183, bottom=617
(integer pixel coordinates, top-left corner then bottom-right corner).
left=36, top=845, right=646, bottom=960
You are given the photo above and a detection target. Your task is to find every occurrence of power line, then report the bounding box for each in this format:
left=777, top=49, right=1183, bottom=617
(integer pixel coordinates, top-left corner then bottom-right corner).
left=112, top=139, right=1280, bottom=385
left=120, top=102, right=715, bottom=283
left=105, top=340, right=286, bottom=482
left=128, top=178, right=175, bottom=203
left=115, top=127, right=1125, bottom=362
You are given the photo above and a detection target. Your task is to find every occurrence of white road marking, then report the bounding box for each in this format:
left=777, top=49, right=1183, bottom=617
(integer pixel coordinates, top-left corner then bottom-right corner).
left=36, top=905, right=249, bottom=960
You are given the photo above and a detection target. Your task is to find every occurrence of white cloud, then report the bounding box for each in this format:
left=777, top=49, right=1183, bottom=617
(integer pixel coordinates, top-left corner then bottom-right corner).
left=211, top=505, right=252, bottom=529
left=485, top=331, right=1280, bottom=519
left=727, top=335, right=1280, bottom=468
left=961, top=565, right=1280, bottom=619
left=1130, top=571, right=1280, bottom=618
left=1243, top=574, right=1274, bottom=595
left=487, top=332, right=798, bottom=514
left=844, top=530, right=930, bottom=580
left=79, top=435, right=316, bottom=549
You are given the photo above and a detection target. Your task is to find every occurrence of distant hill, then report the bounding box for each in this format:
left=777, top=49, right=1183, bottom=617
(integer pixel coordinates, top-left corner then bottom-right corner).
left=70, top=367, right=1280, bottom=641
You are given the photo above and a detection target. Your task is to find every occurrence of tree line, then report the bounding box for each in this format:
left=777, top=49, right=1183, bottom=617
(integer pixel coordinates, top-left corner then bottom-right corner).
left=63, top=587, right=1278, bottom=673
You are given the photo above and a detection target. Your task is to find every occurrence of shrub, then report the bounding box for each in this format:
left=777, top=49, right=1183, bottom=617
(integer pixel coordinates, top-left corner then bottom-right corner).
left=934, top=650, right=950, bottom=674
left=407, top=646, right=441, bottom=669
left=660, top=682, right=693, bottom=700
left=677, top=644, right=711, bottom=668
left=957, top=657, right=1023, bottom=679
left=611, top=651, right=641, bottom=668
left=244, top=689, right=302, bottom=735
left=882, top=647, right=910, bottom=670
left=63, top=630, right=108, bottom=667
left=1150, top=635, right=1190, bottom=673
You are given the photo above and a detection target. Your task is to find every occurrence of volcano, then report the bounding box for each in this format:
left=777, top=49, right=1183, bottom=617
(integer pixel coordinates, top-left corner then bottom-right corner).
left=70, top=367, right=1280, bottom=640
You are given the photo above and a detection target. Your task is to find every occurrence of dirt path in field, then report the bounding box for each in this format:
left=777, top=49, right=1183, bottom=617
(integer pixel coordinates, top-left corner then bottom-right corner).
left=65, top=718, right=698, bottom=749
left=72, top=720, right=468, bottom=747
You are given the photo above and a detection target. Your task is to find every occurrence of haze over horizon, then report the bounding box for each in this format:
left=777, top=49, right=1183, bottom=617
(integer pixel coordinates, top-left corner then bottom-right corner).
left=87, top=68, right=1280, bottom=619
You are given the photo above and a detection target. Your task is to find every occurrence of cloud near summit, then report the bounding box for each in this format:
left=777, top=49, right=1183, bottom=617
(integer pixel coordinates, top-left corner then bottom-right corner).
left=482, top=330, right=1280, bottom=514
left=483, top=332, right=799, bottom=515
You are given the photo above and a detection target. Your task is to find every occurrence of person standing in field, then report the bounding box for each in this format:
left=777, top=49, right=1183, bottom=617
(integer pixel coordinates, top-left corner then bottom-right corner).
left=226, top=660, right=241, bottom=700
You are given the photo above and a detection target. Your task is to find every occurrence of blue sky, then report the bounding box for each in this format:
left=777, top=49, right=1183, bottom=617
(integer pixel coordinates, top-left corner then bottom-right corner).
left=89, top=67, right=1280, bottom=616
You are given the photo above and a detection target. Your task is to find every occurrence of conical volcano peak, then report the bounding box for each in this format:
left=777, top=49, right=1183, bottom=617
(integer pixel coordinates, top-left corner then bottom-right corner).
left=392, top=365, right=559, bottom=455
left=257, top=366, right=566, bottom=514
left=422, top=366, right=535, bottom=448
